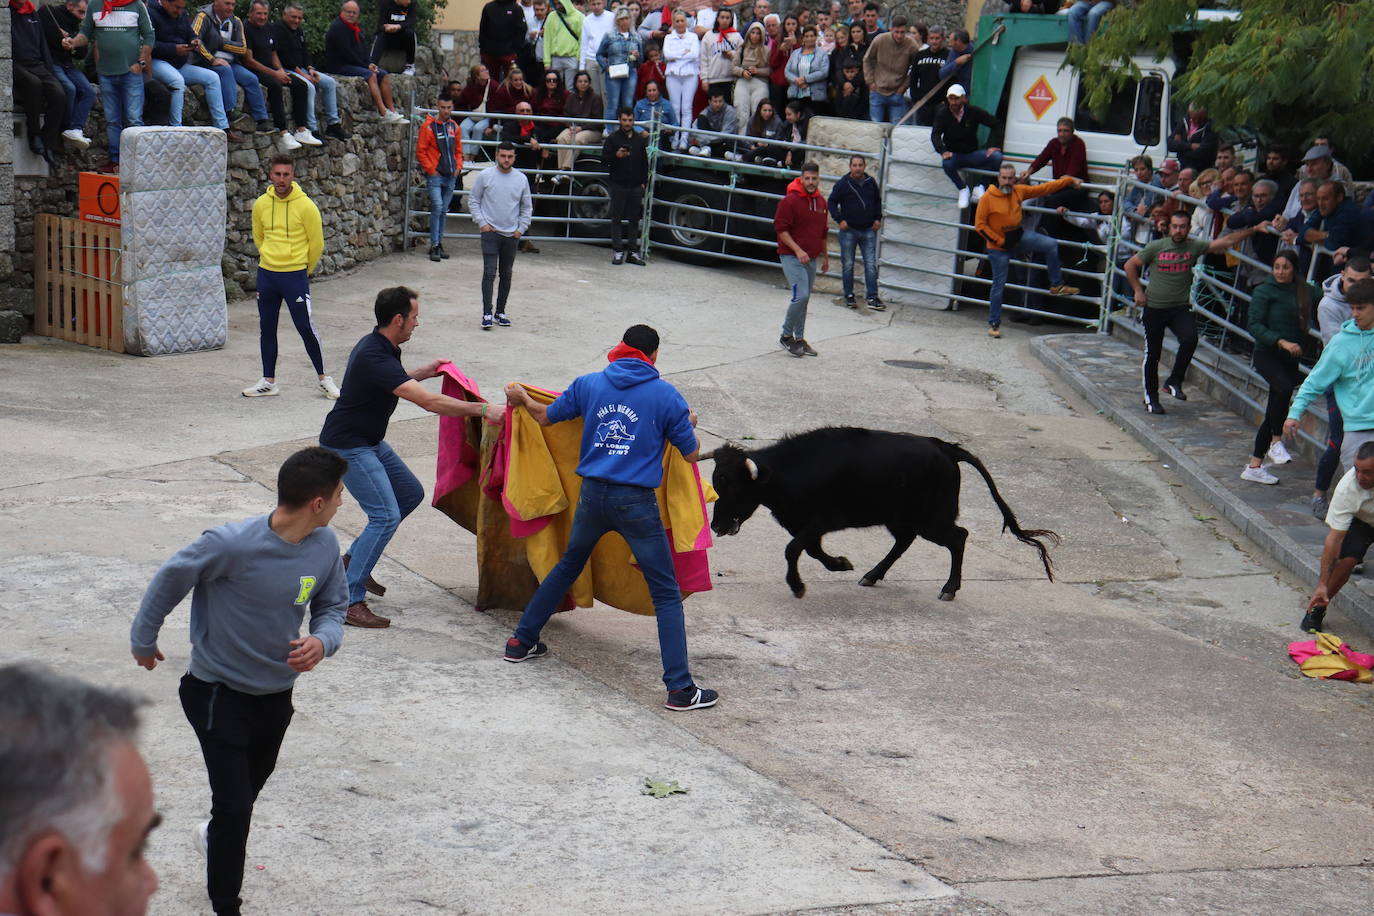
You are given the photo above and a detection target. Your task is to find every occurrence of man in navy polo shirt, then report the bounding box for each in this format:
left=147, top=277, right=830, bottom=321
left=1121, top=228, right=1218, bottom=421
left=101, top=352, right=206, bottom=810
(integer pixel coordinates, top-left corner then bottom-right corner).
left=321, top=286, right=505, bottom=628
left=501, top=324, right=719, bottom=711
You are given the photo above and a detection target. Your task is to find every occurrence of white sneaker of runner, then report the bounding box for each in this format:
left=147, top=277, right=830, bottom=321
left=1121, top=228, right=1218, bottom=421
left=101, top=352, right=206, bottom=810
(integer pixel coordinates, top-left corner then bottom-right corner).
left=318, top=375, right=341, bottom=399
left=242, top=378, right=279, bottom=397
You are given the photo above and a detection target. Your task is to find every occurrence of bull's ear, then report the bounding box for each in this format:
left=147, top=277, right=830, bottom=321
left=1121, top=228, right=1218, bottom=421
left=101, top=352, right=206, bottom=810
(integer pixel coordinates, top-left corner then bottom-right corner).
left=745, top=458, right=760, bottom=480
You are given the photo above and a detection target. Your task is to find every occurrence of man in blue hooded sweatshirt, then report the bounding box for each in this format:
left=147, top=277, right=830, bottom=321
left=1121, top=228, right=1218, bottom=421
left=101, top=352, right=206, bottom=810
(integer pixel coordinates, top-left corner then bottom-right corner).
left=501, top=324, right=718, bottom=711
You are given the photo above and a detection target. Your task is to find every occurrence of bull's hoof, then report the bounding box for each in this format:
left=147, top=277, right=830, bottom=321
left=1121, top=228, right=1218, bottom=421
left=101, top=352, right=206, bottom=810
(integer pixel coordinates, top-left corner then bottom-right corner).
left=938, top=591, right=956, bottom=602
left=858, top=577, right=877, bottom=587
left=789, top=583, right=806, bottom=598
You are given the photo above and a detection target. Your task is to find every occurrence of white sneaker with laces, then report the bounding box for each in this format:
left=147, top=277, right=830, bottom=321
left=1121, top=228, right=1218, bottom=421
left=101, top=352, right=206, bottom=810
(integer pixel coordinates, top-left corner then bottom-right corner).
left=318, top=375, right=341, bottom=399
left=294, top=127, right=323, bottom=146
left=402, top=64, right=416, bottom=76
left=687, top=145, right=701, bottom=156
left=1266, top=440, right=1293, bottom=465
left=971, top=185, right=986, bottom=202
left=62, top=128, right=91, bottom=148
left=383, top=110, right=407, bottom=124
left=195, top=821, right=208, bottom=858
left=957, top=187, right=971, bottom=209
left=1240, top=465, right=1279, bottom=485
left=242, top=378, right=279, bottom=397
left=279, top=130, right=302, bottom=150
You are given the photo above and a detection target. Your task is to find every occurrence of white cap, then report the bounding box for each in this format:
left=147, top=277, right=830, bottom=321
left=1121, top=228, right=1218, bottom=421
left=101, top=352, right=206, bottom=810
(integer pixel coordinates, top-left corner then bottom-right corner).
left=946, top=84, right=966, bottom=98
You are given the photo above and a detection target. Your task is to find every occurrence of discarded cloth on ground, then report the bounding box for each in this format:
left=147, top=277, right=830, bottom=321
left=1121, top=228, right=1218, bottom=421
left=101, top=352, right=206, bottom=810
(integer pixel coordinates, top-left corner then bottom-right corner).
left=1288, top=631, right=1374, bottom=683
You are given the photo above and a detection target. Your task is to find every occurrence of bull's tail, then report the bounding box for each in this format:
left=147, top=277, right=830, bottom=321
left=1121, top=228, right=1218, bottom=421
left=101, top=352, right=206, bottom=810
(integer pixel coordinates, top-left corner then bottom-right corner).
left=937, top=439, right=1061, bottom=582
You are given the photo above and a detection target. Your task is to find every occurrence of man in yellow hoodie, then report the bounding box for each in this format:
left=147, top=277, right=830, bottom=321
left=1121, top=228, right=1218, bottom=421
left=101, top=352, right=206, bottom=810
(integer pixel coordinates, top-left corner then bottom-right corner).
left=245, top=154, right=338, bottom=398
left=973, top=162, right=1081, bottom=338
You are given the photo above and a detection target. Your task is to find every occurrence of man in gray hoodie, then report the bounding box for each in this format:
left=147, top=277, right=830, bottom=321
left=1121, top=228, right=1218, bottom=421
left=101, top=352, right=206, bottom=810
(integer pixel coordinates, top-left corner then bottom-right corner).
left=468, top=141, right=534, bottom=329
left=131, top=446, right=349, bottom=916
left=1309, top=255, right=1373, bottom=518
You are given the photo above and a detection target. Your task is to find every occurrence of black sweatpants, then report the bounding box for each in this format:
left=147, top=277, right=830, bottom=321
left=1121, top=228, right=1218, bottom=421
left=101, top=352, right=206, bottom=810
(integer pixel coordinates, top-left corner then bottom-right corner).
left=1141, top=304, right=1198, bottom=401
left=258, top=75, right=311, bottom=131
left=1251, top=348, right=1301, bottom=459
left=14, top=59, right=66, bottom=152
left=180, top=673, right=294, bottom=916
left=608, top=184, right=643, bottom=254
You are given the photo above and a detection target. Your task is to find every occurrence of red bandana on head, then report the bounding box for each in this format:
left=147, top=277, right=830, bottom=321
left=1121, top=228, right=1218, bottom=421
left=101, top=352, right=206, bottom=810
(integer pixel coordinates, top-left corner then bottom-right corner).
left=10, top=0, right=37, bottom=15
left=607, top=342, right=654, bottom=365
left=339, top=12, right=362, bottom=41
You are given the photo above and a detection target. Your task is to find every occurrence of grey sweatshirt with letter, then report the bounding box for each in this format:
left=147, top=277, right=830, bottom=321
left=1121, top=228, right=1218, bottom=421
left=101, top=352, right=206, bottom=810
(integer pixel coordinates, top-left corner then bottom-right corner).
left=130, top=515, right=347, bottom=695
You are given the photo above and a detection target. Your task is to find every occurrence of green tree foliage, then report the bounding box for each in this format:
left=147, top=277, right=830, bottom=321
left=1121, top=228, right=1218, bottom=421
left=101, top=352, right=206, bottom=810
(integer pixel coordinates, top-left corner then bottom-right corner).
left=228, top=0, right=446, bottom=57
left=1067, top=0, right=1374, bottom=158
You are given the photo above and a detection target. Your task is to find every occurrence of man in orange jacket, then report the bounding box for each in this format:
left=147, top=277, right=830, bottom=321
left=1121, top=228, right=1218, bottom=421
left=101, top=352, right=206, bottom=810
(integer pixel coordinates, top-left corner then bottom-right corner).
left=416, top=93, right=464, bottom=262
left=973, top=163, right=1082, bottom=337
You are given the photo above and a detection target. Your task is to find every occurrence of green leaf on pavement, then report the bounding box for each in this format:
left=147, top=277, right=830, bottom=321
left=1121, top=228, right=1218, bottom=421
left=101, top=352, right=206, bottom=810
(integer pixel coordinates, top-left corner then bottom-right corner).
left=642, top=778, right=689, bottom=798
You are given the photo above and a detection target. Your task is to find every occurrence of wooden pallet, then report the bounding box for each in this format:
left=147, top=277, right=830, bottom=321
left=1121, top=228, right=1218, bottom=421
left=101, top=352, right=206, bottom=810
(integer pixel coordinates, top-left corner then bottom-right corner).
left=32, top=213, right=125, bottom=353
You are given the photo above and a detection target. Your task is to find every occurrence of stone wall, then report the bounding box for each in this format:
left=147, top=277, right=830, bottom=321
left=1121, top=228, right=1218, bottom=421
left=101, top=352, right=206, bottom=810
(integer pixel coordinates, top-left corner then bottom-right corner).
left=11, top=65, right=443, bottom=324
left=1, top=8, right=20, bottom=341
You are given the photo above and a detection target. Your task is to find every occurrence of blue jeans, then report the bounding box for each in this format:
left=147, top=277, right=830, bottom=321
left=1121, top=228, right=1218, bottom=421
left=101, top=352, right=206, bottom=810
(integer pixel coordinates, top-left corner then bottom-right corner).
left=331, top=441, right=424, bottom=605
left=1067, top=0, right=1114, bottom=43
left=98, top=72, right=144, bottom=162
left=513, top=478, right=693, bottom=691
left=1316, top=389, right=1345, bottom=493
left=986, top=230, right=1063, bottom=326
left=942, top=149, right=1003, bottom=191
left=181, top=61, right=229, bottom=128
left=53, top=65, right=96, bottom=131
left=291, top=71, right=339, bottom=131
left=427, top=174, right=457, bottom=247
left=460, top=116, right=490, bottom=157
left=149, top=59, right=187, bottom=125
left=228, top=62, right=269, bottom=120
left=868, top=90, right=906, bottom=124
left=780, top=253, right=817, bottom=339
left=838, top=227, right=878, bottom=300
left=603, top=74, right=637, bottom=123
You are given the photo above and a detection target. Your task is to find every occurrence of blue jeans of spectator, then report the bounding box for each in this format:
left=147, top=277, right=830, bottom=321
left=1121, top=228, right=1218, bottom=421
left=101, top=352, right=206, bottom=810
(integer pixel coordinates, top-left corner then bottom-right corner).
left=513, top=478, right=693, bottom=691
left=480, top=232, right=518, bottom=314
left=1316, top=389, right=1345, bottom=494
left=53, top=65, right=96, bottom=132
left=942, top=149, right=1002, bottom=191
left=603, top=73, right=637, bottom=123
left=229, top=62, right=269, bottom=120
left=868, top=90, right=906, bottom=124
left=149, top=59, right=188, bottom=125
left=290, top=71, right=339, bottom=131
left=98, top=72, right=143, bottom=162
left=427, top=174, right=457, bottom=247
left=838, top=227, right=878, bottom=301
left=1067, top=0, right=1114, bottom=43
left=330, top=441, right=424, bottom=606
left=460, top=116, right=490, bottom=157
left=780, top=253, right=817, bottom=339
left=181, top=61, right=229, bottom=128
left=985, top=230, right=1062, bottom=326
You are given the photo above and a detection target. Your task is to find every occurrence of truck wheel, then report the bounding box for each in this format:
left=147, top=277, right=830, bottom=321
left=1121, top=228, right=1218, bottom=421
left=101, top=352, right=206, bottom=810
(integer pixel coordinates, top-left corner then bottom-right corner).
left=570, top=157, right=611, bottom=239
left=652, top=170, right=726, bottom=264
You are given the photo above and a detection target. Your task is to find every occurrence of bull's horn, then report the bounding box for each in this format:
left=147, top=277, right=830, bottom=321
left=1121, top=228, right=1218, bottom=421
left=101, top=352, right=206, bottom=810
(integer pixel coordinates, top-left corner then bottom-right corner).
left=745, top=458, right=759, bottom=480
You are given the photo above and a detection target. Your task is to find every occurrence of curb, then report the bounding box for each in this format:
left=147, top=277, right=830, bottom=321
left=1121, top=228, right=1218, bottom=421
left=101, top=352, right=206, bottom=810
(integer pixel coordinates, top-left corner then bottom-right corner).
left=1031, top=334, right=1374, bottom=635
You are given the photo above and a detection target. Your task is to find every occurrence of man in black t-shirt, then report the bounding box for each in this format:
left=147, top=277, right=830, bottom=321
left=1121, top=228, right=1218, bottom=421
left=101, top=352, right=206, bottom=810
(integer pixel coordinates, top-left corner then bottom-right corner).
left=243, top=0, right=319, bottom=148
left=907, top=25, right=945, bottom=126
left=320, top=287, right=505, bottom=628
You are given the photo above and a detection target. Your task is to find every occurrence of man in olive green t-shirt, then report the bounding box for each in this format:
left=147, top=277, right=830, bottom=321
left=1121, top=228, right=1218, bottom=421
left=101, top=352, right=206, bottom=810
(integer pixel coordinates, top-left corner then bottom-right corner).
left=1125, top=211, right=1259, bottom=414
left=75, top=0, right=155, bottom=172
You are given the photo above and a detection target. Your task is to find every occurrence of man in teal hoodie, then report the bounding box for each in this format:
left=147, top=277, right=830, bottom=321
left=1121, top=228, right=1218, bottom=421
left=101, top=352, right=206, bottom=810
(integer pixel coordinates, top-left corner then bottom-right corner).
left=1285, top=277, right=1374, bottom=474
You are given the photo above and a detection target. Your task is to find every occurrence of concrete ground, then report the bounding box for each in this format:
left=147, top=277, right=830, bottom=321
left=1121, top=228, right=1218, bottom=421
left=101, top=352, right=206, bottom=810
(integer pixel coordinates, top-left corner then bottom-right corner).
left=2, top=240, right=1372, bottom=915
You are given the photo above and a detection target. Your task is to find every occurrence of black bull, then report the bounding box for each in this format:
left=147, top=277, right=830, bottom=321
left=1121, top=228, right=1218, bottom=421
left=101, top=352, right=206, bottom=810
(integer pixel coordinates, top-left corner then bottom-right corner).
left=708, top=427, right=1059, bottom=600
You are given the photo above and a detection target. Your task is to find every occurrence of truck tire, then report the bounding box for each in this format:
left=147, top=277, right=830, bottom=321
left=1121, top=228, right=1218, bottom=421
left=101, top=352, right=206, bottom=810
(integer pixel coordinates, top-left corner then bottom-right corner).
left=570, top=156, right=612, bottom=239
left=651, top=170, right=727, bottom=264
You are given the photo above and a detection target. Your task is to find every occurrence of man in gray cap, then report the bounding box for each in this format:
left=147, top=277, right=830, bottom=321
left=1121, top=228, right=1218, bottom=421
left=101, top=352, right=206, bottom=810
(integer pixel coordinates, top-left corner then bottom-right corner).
left=1282, top=144, right=1352, bottom=221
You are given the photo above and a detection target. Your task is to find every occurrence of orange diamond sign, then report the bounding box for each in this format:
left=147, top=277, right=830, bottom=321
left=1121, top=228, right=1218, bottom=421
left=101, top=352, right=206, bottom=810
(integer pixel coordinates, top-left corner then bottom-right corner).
left=1024, top=76, right=1057, bottom=120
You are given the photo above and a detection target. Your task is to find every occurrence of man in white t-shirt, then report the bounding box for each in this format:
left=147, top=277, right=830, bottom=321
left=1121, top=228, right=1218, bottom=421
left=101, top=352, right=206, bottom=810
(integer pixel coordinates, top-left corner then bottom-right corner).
left=1301, top=441, right=1374, bottom=632
left=579, top=0, right=613, bottom=99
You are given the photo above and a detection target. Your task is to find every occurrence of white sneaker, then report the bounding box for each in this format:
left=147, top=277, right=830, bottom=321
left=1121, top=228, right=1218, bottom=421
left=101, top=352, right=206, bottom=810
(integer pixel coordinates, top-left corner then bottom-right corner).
left=1266, top=440, right=1293, bottom=465
left=242, top=378, right=279, bottom=397
left=402, top=64, right=416, bottom=76
left=957, top=187, right=971, bottom=209
left=62, top=128, right=91, bottom=149
left=294, top=127, right=323, bottom=146
left=971, top=185, right=986, bottom=202
left=1240, top=465, right=1279, bottom=485
left=317, top=375, right=341, bottom=399
left=687, top=145, right=701, bottom=155
left=279, top=130, right=302, bottom=150
left=194, top=821, right=208, bottom=858
left=697, top=145, right=712, bottom=157
left=383, top=110, right=407, bottom=124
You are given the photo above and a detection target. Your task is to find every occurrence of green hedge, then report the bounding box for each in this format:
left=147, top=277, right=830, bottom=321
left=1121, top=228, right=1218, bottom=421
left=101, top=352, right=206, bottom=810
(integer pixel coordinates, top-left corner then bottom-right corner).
left=228, top=0, right=448, bottom=58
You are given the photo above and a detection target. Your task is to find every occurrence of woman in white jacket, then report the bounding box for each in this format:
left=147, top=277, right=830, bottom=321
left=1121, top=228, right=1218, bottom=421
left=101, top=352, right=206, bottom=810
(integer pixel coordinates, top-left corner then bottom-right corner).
left=662, top=9, right=701, bottom=150
left=699, top=8, right=743, bottom=103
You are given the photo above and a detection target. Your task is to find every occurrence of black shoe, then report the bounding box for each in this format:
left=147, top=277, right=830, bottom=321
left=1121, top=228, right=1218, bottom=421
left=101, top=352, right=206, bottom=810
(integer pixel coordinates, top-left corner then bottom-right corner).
left=438, top=244, right=450, bottom=260
left=665, top=685, right=719, bottom=711
left=779, top=334, right=795, bottom=351
left=326, top=122, right=350, bottom=141
left=1144, top=398, right=1166, bottom=415
left=429, top=245, right=441, bottom=262
left=1163, top=383, right=1187, bottom=401
left=625, top=252, right=646, bottom=266
left=843, top=294, right=857, bottom=308
left=867, top=298, right=886, bottom=311
left=41, top=148, right=58, bottom=169
left=1300, top=606, right=1326, bottom=633
left=481, top=313, right=493, bottom=330
left=787, top=339, right=807, bottom=358
left=503, top=637, right=548, bottom=662
left=796, top=338, right=818, bottom=357
left=495, top=313, right=511, bottom=327
left=27, top=135, right=45, bottom=156
left=612, top=250, right=626, bottom=265
left=256, top=119, right=274, bottom=133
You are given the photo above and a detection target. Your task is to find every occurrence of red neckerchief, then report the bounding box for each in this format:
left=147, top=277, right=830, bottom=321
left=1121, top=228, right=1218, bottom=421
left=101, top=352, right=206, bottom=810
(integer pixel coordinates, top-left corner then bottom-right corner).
left=519, top=119, right=534, bottom=136
left=339, top=13, right=362, bottom=42
left=10, top=0, right=37, bottom=15
left=607, top=342, right=654, bottom=365
left=98, top=0, right=137, bottom=19
left=716, top=24, right=737, bottom=42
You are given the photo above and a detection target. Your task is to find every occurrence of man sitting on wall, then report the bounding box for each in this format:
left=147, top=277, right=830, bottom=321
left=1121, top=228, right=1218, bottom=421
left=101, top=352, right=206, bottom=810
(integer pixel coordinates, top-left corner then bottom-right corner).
left=323, top=0, right=406, bottom=122
left=275, top=1, right=349, bottom=141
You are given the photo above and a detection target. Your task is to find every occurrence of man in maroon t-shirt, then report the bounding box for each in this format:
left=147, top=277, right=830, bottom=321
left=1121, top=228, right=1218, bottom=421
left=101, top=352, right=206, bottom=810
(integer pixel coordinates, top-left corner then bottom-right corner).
left=775, top=161, right=832, bottom=358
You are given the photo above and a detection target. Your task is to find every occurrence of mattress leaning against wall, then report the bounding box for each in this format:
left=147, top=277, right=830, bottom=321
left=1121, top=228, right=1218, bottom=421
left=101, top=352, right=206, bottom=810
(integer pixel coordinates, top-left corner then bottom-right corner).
left=118, top=127, right=229, bottom=356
